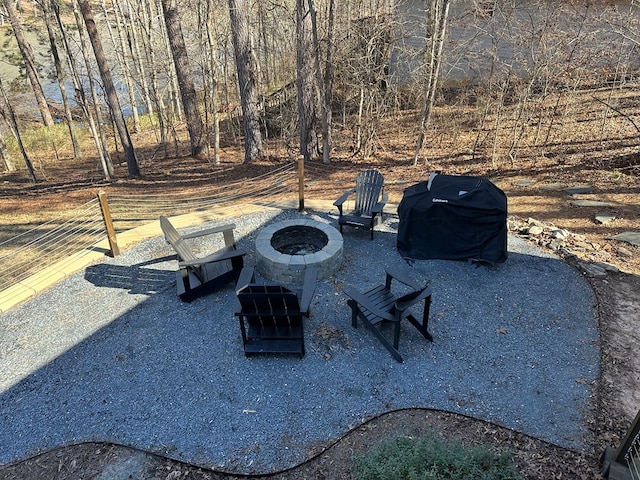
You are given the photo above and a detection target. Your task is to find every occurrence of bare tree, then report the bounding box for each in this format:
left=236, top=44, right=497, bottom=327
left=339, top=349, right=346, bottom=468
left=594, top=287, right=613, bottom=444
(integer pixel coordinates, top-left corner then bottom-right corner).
left=39, top=0, right=81, bottom=158
left=66, top=0, right=115, bottom=179
left=102, top=0, right=141, bottom=134
left=201, top=0, right=223, bottom=164
left=0, top=77, right=37, bottom=182
left=309, top=0, right=336, bottom=164
left=336, top=3, right=395, bottom=159
left=2, top=0, right=54, bottom=128
left=296, top=0, right=317, bottom=162
left=228, top=0, right=263, bottom=163
left=123, top=0, right=155, bottom=123
left=156, top=0, right=182, bottom=124
left=160, top=0, right=206, bottom=158
left=0, top=134, right=14, bottom=173
left=136, top=0, right=170, bottom=149
left=76, top=0, right=140, bottom=177
left=413, top=0, right=450, bottom=165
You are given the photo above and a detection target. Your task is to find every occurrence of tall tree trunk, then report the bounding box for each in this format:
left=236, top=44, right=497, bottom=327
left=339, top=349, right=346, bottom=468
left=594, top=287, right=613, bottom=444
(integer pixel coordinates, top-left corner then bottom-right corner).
left=2, top=0, right=55, bottom=128
left=68, top=0, right=114, bottom=179
left=54, top=0, right=111, bottom=176
left=0, top=77, right=37, bottom=182
left=0, top=133, right=14, bottom=172
left=125, top=0, right=155, bottom=122
left=322, top=0, right=336, bottom=164
left=108, top=0, right=141, bottom=134
left=308, top=0, right=335, bottom=164
left=76, top=0, right=140, bottom=177
left=205, top=0, right=220, bottom=165
left=41, top=0, right=81, bottom=158
left=413, top=0, right=450, bottom=165
left=156, top=0, right=182, bottom=123
left=296, top=0, right=317, bottom=162
left=160, top=0, right=206, bottom=158
left=138, top=0, right=168, bottom=149
left=257, top=2, right=271, bottom=87
left=228, top=0, right=263, bottom=163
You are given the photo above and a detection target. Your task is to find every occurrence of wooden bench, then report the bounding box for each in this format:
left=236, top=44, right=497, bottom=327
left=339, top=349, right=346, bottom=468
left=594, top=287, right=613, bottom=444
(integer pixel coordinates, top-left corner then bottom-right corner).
left=234, top=266, right=317, bottom=358
left=160, top=216, right=246, bottom=302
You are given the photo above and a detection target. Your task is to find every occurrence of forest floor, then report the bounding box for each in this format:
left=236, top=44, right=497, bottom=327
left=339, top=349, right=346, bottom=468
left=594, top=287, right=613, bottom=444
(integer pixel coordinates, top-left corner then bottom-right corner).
left=0, top=109, right=639, bottom=479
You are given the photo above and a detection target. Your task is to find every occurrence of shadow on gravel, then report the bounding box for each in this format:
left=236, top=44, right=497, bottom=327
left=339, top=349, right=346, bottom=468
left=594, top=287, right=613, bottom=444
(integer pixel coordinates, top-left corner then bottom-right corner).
left=84, top=256, right=176, bottom=294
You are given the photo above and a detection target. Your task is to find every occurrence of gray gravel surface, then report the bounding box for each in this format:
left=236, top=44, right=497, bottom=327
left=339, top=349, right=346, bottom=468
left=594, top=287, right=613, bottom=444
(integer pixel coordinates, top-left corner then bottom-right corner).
left=0, top=207, right=600, bottom=474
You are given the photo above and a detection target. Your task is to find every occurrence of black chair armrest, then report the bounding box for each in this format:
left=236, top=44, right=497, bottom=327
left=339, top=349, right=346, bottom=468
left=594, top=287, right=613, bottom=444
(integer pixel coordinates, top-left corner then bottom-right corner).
left=333, top=188, right=357, bottom=208
left=395, top=287, right=432, bottom=312
left=371, top=202, right=385, bottom=215
left=181, top=223, right=237, bottom=240
left=300, top=267, right=318, bottom=314
left=371, top=192, right=389, bottom=213
left=235, top=266, right=255, bottom=294
left=178, top=247, right=247, bottom=268
left=385, top=266, right=422, bottom=290
left=344, top=285, right=396, bottom=322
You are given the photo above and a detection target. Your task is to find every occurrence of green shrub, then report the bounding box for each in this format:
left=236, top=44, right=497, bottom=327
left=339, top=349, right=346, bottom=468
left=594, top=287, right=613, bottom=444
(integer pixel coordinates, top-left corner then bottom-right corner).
left=353, top=431, right=523, bottom=480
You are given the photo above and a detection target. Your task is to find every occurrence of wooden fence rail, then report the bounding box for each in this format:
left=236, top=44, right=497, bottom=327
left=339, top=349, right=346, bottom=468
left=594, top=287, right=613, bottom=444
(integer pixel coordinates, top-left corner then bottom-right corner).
left=95, top=161, right=305, bottom=257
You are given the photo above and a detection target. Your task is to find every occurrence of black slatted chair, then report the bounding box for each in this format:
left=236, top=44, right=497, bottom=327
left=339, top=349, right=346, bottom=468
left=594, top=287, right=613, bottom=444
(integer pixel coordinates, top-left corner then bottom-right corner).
left=333, top=169, right=388, bottom=239
left=344, top=267, right=433, bottom=362
left=234, top=267, right=317, bottom=358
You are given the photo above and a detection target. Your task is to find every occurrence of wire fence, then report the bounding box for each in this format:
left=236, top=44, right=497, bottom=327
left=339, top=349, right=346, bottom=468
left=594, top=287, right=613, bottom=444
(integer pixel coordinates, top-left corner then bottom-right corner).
left=0, top=198, right=106, bottom=293
left=105, top=161, right=296, bottom=232
left=0, top=161, right=298, bottom=296
left=0, top=159, right=406, bottom=306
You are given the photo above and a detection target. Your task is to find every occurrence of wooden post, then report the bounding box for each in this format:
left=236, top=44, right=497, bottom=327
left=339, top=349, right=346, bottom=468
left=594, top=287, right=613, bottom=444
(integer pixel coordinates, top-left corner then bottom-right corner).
left=298, top=155, right=305, bottom=212
left=97, top=189, right=120, bottom=257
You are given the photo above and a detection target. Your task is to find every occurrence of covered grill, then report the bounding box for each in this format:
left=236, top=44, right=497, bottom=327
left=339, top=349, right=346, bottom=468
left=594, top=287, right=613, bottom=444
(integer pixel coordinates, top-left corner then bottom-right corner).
left=397, top=174, right=508, bottom=264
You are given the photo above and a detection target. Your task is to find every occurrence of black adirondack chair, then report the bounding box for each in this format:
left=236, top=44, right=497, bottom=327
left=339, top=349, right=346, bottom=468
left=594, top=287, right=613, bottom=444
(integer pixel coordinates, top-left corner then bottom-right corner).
left=160, top=216, right=246, bottom=302
left=333, top=169, right=388, bottom=239
left=344, top=267, right=433, bottom=362
left=235, top=267, right=318, bottom=358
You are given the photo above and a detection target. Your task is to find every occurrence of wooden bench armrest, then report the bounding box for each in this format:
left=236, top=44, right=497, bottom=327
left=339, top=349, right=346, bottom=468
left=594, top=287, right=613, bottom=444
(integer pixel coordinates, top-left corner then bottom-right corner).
left=180, top=223, right=237, bottom=240
left=178, top=247, right=246, bottom=268
left=299, top=267, right=318, bottom=314
left=344, top=285, right=396, bottom=322
left=333, top=188, right=357, bottom=208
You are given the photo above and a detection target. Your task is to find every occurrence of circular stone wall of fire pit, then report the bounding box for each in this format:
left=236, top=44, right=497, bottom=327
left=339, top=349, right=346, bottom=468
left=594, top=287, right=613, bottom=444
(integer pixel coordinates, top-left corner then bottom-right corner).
left=256, top=219, right=343, bottom=285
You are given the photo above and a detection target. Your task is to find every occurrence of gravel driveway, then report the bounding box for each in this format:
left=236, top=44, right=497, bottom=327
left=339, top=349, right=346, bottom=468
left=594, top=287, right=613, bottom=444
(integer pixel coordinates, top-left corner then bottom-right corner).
left=0, top=207, right=600, bottom=474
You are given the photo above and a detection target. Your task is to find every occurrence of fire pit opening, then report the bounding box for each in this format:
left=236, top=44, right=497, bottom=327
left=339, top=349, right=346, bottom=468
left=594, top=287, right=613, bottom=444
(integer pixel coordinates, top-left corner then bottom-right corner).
left=256, top=219, right=343, bottom=285
left=271, top=225, right=328, bottom=255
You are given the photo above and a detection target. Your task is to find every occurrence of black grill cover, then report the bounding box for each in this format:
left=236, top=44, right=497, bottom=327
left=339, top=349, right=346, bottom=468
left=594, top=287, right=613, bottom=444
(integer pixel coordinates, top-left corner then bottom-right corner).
left=397, top=174, right=508, bottom=264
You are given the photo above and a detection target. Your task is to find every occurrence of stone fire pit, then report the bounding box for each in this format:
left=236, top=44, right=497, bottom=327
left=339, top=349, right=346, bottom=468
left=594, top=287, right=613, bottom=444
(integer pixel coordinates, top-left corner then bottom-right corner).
left=255, top=219, right=343, bottom=285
